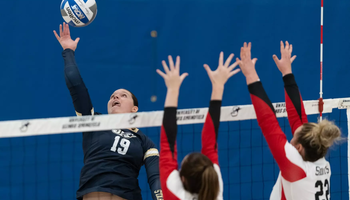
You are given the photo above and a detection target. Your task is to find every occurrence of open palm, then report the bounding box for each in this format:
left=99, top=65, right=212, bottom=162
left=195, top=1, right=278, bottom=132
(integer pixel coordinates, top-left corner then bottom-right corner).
left=203, top=52, right=240, bottom=87
left=53, top=22, right=80, bottom=51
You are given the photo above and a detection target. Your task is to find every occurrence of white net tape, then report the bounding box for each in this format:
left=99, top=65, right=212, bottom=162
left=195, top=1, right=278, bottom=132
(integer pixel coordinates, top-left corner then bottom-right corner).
left=0, top=98, right=349, bottom=138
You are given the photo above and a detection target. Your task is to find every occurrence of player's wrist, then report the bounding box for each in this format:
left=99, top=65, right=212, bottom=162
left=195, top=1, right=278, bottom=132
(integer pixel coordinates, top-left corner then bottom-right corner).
left=166, top=87, right=180, bottom=93
left=212, top=84, right=224, bottom=91
left=211, top=86, right=224, bottom=100
left=62, top=44, right=77, bottom=51
left=282, top=70, right=292, bottom=77
left=245, top=73, right=260, bottom=85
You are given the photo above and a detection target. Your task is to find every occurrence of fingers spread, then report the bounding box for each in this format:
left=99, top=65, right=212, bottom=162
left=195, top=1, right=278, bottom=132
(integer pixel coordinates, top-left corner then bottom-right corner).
left=229, top=68, right=241, bottom=78
left=75, top=37, right=80, bottom=44
left=219, top=51, right=224, bottom=67
left=175, top=56, right=180, bottom=70
left=280, top=40, right=284, bottom=53
left=272, top=54, right=279, bottom=64
left=66, top=23, right=70, bottom=35
left=53, top=30, right=60, bottom=41
left=59, top=24, right=63, bottom=36
left=247, top=42, right=251, bottom=58
left=180, top=72, right=189, bottom=81
left=290, top=55, right=297, bottom=63
left=252, top=58, right=258, bottom=65
left=162, top=60, right=170, bottom=73
left=156, top=69, right=166, bottom=79
left=224, top=53, right=234, bottom=67
left=236, top=57, right=242, bottom=66
left=203, top=64, right=211, bottom=73
left=227, top=61, right=239, bottom=72
left=168, top=55, right=175, bottom=71
left=63, top=22, right=67, bottom=35
left=285, top=41, right=289, bottom=50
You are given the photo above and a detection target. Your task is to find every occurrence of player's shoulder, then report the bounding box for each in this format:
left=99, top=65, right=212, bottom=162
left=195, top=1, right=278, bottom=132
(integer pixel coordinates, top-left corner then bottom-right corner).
left=132, top=129, right=150, bottom=140
left=166, top=170, right=186, bottom=198
left=130, top=128, right=145, bottom=139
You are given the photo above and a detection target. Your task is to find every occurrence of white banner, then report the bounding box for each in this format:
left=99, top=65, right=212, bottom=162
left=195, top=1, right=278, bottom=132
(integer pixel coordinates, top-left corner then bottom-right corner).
left=0, top=98, right=348, bottom=138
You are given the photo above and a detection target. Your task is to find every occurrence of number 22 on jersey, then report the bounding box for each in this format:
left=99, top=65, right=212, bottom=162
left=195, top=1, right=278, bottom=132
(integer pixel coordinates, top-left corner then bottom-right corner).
left=315, top=179, right=329, bottom=200
left=110, top=136, right=130, bottom=155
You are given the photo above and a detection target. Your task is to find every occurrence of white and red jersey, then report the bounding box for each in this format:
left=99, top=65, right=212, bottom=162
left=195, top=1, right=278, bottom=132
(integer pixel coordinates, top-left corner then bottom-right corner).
left=249, top=74, right=331, bottom=200
left=159, top=101, right=224, bottom=200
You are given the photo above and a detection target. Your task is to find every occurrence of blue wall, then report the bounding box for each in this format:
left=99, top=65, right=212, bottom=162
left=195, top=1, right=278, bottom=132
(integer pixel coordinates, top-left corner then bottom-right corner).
left=0, top=0, right=349, bottom=199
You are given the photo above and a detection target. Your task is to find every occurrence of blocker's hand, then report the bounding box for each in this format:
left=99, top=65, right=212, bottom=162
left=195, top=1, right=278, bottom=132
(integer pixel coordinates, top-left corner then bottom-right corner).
left=203, top=52, right=240, bottom=88
left=157, top=55, right=188, bottom=91
left=272, top=41, right=297, bottom=76
left=236, top=42, right=260, bottom=85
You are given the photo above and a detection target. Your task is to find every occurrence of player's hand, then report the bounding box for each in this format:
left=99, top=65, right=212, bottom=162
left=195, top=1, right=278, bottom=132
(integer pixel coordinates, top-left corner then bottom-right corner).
left=236, top=42, right=260, bottom=84
left=203, top=52, right=240, bottom=88
left=273, top=41, right=297, bottom=76
left=53, top=22, right=80, bottom=51
left=157, top=55, right=188, bottom=91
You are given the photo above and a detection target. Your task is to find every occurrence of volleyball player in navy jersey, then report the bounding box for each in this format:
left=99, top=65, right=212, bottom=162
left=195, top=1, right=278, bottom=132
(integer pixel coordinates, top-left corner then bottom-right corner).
left=237, top=42, right=341, bottom=200
left=53, top=23, right=162, bottom=200
left=157, top=53, right=240, bottom=200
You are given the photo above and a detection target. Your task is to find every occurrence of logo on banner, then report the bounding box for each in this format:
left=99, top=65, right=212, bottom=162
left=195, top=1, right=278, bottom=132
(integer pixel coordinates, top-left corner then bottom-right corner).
left=275, top=103, right=286, bottom=114
left=176, top=109, right=204, bottom=121
left=231, top=107, right=240, bottom=117
left=128, top=114, right=138, bottom=124
left=20, top=121, right=30, bottom=132
left=63, top=116, right=100, bottom=129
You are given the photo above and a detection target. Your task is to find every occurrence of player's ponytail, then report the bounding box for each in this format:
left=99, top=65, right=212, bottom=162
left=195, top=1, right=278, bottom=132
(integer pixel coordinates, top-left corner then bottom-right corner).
left=318, top=119, right=342, bottom=149
left=198, top=164, right=219, bottom=200
left=297, top=119, right=342, bottom=162
left=180, top=153, right=219, bottom=200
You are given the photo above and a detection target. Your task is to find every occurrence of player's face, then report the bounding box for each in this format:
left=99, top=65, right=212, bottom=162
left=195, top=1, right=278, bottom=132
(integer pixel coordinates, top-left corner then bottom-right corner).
left=107, top=89, right=138, bottom=114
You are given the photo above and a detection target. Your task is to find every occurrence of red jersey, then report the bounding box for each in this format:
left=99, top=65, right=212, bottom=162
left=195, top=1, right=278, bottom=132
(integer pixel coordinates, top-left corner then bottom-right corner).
left=159, top=101, right=224, bottom=200
left=249, top=74, right=331, bottom=200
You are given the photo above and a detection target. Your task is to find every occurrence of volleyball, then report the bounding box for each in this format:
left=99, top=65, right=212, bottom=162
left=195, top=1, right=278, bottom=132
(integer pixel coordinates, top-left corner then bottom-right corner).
left=60, top=0, right=97, bottom=27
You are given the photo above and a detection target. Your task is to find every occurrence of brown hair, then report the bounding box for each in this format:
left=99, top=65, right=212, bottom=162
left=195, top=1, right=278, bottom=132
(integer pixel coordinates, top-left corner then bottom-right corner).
left=297, top=119, right=342, bottom=162
left=124, top=89, right=138, bottom=107
left=179, top=153, right=219, bottom=200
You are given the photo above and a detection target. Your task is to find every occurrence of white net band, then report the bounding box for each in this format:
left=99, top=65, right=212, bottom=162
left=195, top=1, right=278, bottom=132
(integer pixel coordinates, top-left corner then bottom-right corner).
left=0, top=98, right=349, bottom=138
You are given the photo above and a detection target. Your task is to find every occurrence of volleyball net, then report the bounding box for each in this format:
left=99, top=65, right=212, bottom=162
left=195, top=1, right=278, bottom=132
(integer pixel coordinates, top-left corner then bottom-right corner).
left=0, top=97, right=349, bottom=199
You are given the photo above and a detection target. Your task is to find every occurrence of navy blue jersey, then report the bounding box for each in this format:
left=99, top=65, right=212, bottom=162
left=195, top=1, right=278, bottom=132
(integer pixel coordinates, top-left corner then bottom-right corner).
left=62, top=49, right=162, bottom=200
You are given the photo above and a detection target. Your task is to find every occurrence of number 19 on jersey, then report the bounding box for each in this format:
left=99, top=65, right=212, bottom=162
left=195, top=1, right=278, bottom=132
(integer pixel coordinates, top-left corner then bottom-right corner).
left=110, top=136, right=130, bottom=155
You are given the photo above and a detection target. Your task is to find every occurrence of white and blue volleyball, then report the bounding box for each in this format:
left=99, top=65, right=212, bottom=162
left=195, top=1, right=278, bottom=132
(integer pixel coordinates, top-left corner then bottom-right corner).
left=60, top=0, right=97, bottom=27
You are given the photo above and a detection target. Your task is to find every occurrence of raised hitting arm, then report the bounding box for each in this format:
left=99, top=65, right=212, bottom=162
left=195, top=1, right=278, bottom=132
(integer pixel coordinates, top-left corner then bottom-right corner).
left=54, top=23, right=94, bottom=116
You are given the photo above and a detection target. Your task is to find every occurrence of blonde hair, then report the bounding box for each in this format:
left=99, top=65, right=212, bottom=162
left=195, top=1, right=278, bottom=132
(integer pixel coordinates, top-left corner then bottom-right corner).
left=180, top=153, right=219, bottom=200
left=297, top=119, right=342, bottom=161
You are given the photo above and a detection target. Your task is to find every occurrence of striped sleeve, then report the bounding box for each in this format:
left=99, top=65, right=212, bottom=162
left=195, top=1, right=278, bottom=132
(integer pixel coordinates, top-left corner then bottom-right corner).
left=283, top=73, right=308, bottom=135
left=142, top=134, right=162, bottom=200
left=248, top=81, right=306, bottom=182
left=201, top=100, right=221, bottom=165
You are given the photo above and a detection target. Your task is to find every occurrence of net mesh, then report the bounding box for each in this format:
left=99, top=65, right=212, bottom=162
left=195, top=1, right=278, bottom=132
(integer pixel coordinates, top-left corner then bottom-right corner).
left=0, top=99, right=349, bottom=200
